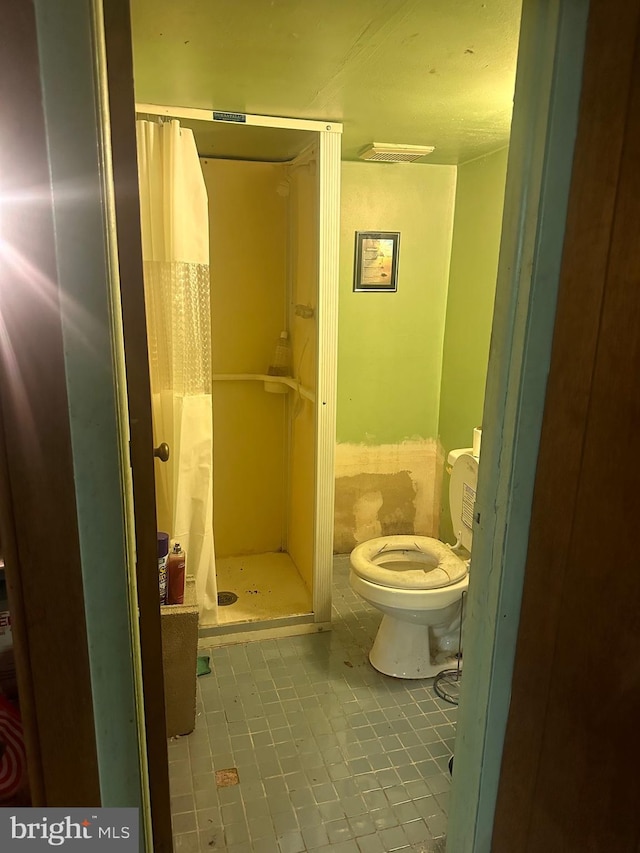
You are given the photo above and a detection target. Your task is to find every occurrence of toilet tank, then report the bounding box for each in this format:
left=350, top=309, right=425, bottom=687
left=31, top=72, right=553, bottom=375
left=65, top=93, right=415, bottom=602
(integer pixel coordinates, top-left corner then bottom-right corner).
left=448, top=451, right=479, bottom=552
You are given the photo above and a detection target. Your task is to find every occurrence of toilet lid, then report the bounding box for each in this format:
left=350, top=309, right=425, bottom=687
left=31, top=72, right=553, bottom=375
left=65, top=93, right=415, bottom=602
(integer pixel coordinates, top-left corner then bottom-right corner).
left=350, top=535, right=468, bottom=590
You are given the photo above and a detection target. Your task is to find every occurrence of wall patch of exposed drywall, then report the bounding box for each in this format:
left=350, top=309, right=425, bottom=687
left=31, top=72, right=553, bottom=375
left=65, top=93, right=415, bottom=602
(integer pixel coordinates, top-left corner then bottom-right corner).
left=334, top=439, right=443, bottom=553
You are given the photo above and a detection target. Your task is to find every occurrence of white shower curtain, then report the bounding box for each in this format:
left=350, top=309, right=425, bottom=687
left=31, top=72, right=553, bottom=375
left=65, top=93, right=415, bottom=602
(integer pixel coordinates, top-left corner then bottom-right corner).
left=136, top=119, right=218, bottom=625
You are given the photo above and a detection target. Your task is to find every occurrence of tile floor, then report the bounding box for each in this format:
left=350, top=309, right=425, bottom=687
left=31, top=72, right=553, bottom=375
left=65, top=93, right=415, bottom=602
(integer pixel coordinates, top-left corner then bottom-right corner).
left=169, top=555, right=456, bottom=852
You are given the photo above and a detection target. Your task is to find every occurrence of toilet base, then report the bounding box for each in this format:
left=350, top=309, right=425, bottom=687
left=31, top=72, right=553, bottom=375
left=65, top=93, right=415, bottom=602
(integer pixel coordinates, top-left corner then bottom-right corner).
left=369, top=614, right=458, bottom=679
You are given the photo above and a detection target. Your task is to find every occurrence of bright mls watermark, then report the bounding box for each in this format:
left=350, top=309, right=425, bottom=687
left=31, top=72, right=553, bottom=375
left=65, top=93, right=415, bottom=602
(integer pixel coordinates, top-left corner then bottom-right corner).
left=0, top=809, right=138, bottom=849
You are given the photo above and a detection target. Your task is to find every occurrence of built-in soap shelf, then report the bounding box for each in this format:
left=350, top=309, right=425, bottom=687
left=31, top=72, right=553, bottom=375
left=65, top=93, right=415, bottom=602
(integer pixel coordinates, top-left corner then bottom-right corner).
left=212, top=373, right=315, bottom=403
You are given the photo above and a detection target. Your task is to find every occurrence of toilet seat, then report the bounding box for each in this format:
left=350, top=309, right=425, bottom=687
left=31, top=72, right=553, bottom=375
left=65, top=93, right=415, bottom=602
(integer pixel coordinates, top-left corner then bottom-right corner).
left=350, top=535, right=468, bottom=590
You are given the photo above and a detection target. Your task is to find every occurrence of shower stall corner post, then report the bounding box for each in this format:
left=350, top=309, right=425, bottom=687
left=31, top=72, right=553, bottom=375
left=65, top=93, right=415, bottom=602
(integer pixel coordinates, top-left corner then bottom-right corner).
left=313, top=126, right=342, bottom=624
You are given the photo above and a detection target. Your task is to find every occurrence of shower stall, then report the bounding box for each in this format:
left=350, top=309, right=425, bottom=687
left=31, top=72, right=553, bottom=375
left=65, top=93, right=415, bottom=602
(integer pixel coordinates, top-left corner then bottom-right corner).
left=137, top=106, right=341, bottom=640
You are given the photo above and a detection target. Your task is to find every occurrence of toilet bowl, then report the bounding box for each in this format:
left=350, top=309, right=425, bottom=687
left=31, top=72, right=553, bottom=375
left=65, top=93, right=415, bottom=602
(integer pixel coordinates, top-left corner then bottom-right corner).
left=349, top=448, right=479, bottom=678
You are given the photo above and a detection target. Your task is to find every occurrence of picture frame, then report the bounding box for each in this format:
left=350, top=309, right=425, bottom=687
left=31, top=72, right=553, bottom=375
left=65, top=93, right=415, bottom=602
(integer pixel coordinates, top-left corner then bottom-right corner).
left=353, top=231, right=400, bottom=292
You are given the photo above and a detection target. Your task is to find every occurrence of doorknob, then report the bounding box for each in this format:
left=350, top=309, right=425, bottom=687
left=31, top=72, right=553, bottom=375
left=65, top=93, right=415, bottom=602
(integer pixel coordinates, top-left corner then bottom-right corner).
left=153, top=442, right=170, bottom=462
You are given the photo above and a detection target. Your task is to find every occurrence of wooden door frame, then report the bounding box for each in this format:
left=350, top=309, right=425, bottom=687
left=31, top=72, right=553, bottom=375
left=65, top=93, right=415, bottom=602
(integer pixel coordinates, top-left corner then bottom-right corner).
left=0, top=0, right=104, bottom=807
left=492, top=1, right=640, bottom=848
left=31, top=0, right=155, bottom=817
left=101, top=3, right=173, bottom=850
left=447, top=0, right=591, bottom=849
left=1, top=1, right=172, bottom=848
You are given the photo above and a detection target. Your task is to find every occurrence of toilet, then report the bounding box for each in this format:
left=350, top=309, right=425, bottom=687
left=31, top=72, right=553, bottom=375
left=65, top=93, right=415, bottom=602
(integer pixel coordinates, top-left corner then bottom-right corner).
left=349, top=448, right=479, bottom=678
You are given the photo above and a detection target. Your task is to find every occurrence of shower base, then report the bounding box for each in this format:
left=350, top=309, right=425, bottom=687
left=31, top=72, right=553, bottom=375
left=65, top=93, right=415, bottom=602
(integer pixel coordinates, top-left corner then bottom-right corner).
left=214, top=551, right=312, bottom=626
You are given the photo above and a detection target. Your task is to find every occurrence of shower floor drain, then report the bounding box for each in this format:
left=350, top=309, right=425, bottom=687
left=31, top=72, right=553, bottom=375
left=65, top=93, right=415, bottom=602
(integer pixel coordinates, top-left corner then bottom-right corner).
left=217, top=591, right=238, bottom=606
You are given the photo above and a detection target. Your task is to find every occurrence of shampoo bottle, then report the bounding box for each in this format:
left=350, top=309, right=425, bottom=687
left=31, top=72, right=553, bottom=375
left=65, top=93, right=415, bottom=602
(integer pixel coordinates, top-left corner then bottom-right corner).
left=267, top=330, right=291, bottom=376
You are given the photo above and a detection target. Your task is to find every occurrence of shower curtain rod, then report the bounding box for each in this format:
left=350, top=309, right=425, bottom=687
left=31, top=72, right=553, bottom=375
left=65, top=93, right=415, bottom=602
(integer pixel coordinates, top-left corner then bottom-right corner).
left=135, top=103, right=342, bottom=134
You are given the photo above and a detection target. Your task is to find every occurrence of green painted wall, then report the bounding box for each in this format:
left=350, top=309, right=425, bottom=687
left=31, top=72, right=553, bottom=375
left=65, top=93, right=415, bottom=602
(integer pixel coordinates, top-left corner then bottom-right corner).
left=337, top=162, right=457, bottom=445
left=438, top=147, right=509, bottom=541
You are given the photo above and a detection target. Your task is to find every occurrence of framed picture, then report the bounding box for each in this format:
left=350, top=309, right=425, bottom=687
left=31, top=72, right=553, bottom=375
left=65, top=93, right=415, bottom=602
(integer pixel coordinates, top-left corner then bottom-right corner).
left=353, top=231, right=400, bottom=292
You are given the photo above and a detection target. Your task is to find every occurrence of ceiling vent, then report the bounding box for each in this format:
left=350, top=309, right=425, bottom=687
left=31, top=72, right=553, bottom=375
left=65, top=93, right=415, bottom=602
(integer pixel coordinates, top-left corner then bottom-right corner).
left=359, top=143, right=435, bottom=163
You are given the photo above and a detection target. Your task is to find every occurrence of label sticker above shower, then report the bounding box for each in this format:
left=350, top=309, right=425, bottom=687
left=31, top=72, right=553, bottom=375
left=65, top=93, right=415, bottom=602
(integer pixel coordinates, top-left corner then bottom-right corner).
left=212, top=111, right=247, bottom=123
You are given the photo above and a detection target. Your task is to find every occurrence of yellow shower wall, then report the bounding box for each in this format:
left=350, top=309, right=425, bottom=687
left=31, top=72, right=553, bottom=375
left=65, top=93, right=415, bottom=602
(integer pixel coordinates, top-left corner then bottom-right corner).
left=203, top=158, right=289, bottom=557
left=287, top=152, right=317, bottom=590
left=203, top=158, right=288, bottom=373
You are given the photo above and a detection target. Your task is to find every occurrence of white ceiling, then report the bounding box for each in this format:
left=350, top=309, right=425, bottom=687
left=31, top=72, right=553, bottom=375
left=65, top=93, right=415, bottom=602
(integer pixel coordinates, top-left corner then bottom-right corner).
left=131, top=0, right=522, bottom=164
